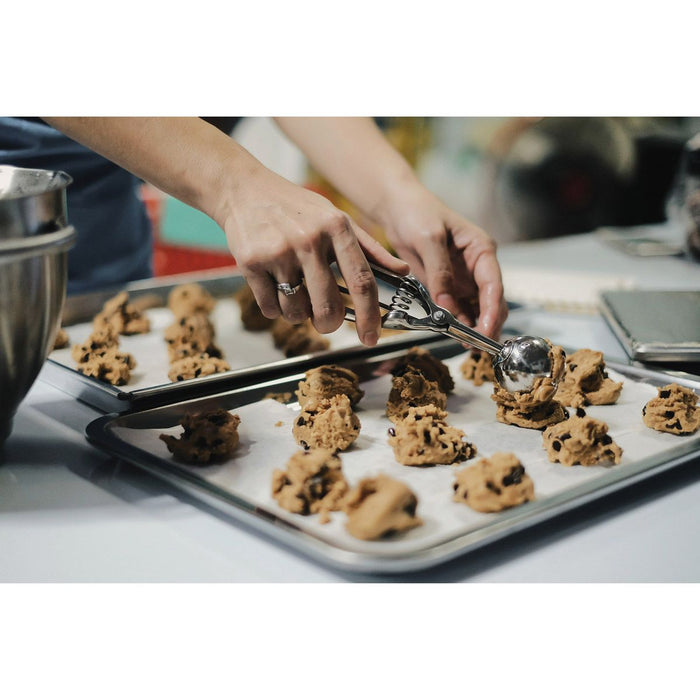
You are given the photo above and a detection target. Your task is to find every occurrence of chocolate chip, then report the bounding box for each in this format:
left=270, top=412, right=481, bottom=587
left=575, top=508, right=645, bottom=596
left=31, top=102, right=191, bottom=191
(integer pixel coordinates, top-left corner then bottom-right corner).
left=552, top=440, right=562, bottom=451
left=559, top=432, right=571, bottom=441
left=194, top=368, right=201, bottom=378
left=300, top=440, right=309, bottom=450
left=502, top=466, right=525, bottom=486
left=576, top=407, right=586, bottom=417
left=453, top=482, right=459, bottom=491
left=403, top=500, right=417, bottom=517
left=642, top=406, right=647, bottom=416
left=176, top=375, right=184, bottom=381
left=563, top=409, right=570, bottom=419
left=601, top=434, right=613, bottom=445
left=485, top=480, right=501, bottom=495
left=604, top=449, right=615, bottom=457
left=296, top=416, right=306, bottom=426
left=388, top=427, right=396, bottom=437
left=660, top=389, right=671, bottom=398
left=423, top=429, right=431, bottom=442
left=664, top=410, right=675, bottom=419
left=207, top=412, right=227, bottom=425
left=669, top=420, right=682, bottom=431
left=569, top=363, right=577, bottom=371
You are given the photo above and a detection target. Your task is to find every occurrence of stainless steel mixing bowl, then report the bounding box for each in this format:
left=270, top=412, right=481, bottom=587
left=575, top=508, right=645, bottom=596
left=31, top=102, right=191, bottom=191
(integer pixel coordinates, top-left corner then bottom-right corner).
left=0, top=165, right=75, bottom=451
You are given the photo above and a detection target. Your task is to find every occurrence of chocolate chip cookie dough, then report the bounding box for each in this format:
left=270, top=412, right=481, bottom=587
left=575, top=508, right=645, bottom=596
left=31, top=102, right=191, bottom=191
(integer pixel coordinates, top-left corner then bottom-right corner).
left=160, top=409, right=240, bottom=464
left=271, top=449, right=349, bottom=523
left=491, top=343, right=567, bottom=429
left=235, top=283, right=274, bottom=331
left=391, top=346, right=455, bottom=394
left=168, top=283, right=216, bottom=318
left=388, top=404, right=476, bottom=466
left=642, top=383, right=700, bottom=435
left=453, top=452, right=534, bottom=512
left=93, top=291, right=151, bottom=335
left=271, top=318, right=330, bottom=357
left=293, top=394, right=361, bottom=452
left=343, top=474, right=423, bottom=540
left=164, top=313, right=222, bottom=362
left=386, top=369, right=447, bottom=422
left=168, top=353, right=231, bottom=382
left=555, top=349, right=623, bottom=408
left=542, top=415, right=622, bottom=466
left=296, top=365, right=364, bottom=409
left=72, top=324, right=136, bottom=386
left=459, top=349, right=495, bottom=386
left=52, top=327, right=69, bottom=350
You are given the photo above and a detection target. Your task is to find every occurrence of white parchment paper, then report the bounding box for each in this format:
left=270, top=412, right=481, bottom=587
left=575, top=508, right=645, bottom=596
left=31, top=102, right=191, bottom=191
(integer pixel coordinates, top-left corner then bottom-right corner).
left=111, top=355, right=700, bottom=559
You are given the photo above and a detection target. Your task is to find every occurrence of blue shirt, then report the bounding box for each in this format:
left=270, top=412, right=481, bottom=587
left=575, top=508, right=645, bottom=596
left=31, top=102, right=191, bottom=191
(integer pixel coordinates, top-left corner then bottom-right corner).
left=0, top=118, right=152, bottom=294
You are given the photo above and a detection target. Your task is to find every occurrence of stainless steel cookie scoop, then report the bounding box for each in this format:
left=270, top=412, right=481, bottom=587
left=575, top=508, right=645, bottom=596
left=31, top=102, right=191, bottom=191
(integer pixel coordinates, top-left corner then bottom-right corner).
left=340, top=264, right=562, bottom=393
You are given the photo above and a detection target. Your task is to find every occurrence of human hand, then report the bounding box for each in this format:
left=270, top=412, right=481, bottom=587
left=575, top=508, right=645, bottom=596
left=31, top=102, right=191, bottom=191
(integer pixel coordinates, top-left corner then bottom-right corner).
left=220, top=165, right=409, bottom=347
left=376, top=182, right=508, bottom=340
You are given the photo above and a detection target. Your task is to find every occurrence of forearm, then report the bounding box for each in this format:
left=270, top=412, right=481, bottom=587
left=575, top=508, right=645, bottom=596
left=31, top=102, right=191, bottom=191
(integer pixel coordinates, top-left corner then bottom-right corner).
left=273, top=117, right=419, bottom=223
left=43, top=117, right=260, bottom=227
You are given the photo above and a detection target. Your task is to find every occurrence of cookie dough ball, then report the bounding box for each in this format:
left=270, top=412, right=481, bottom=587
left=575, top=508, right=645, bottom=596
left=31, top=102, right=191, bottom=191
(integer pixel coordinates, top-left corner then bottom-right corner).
left=459, top=349, right=495, bottom=386
left=491, top=343, right=567, bottom=429
left=271, top=449, right=349, bottom=523
left=453, top=452, right=534, bottom=512
left=642, top=383, right=700, bottom=435
left=386, top=369, right=447, bottom=423
left=75, top=347, right=136, bottom=386
left=93, top=291, right=151, bottom=335
left=71, top=324, right=120, bottom=364
left=391, top=346, right=454, bottom=394
left=52, top=327, right=69, bottom=350
left=292, top=394, right=361, bottom=452
left=168, top=353, right=231, bottom=382
left=556, top=348, right=623, bottom=408
left=388, top=404, right=476, bottom=466
left=164, top=313, right=222, bottom=362
left=296, top=365, right=364, bottom=409
left=542, top=415, right=622, bottom=466
left=343, top=474, right=423, bottom=540
left=271, top=317, right=331, bottom=357
left=235, top=283, right=274, bottom=331
left=495, top=400, right=568, bottom=430
left=160, top=409, right=240, bottom=464
left=168, top=283, right=216, bottom=317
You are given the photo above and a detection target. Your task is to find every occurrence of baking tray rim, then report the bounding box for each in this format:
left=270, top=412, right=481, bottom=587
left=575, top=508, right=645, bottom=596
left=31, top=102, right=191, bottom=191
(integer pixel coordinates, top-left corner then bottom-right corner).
left=84, top=345, right=700, bottom=575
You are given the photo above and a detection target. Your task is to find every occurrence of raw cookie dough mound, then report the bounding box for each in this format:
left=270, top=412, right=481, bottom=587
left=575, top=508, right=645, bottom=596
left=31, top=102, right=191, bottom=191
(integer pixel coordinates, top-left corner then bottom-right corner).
left=495, top=401, right=568, bottom=430
left=491, top=343, right=567, bottom=429
left=292, top=394, right=361, bottom=452
left=160, top=409, right=240, bottom=464
left=93, top=291, right=151, bottom=335
left=168, top=283, right=216, bottom=317
left=556, top=348, right=623, bottom=407
left=271, top=317, right=330, bottom=357
left=388, top=404, right=476, bottom=466
left=271, top=449, right=349, bottom=523
left=71, top=324, right=120, bottom=364
left=460, top=349, right=495, bottom=386
left=453, top=452, right=534, bottom=512
left=168, top=353, right=231, bottom=382
left=642, top=383, right=700, bottom=435
left=542, top=415, right=622, bottom=466
left=391, top=346, right=454, bottom=394
left=75, top=347, right=136, bottom=386
left=386, top=369, right=447, bottom=422
left=343, top=474, right=423, bottom=540
left=235, top=283, right=274, bottom=331
left=52, top=327, right=69, bottom=350
left=296, top=365, right=364, bottom=409
left=164, top=313, right=222, bottom=362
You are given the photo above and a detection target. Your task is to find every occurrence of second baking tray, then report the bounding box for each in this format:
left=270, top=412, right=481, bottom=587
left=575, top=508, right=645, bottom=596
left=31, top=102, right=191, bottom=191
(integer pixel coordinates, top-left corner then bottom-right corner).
left=86, top=339, right=700, bottom=574
left=43, top=267, right=433, bottom=413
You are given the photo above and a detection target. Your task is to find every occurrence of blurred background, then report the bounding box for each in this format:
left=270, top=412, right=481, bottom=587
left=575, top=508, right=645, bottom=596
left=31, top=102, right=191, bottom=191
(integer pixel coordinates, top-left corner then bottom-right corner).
left=146, top=116, right=700, bottom=275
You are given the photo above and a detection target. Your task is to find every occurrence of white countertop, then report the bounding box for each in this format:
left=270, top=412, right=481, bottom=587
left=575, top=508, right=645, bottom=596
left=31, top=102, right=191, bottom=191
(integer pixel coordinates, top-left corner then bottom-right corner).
left=2, top=224, right=699, bottom=582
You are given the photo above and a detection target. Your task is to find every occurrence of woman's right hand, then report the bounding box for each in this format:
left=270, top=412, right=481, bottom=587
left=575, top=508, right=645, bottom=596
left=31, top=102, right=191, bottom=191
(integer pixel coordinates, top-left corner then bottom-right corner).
left=218, top=164, right=409, bottom=347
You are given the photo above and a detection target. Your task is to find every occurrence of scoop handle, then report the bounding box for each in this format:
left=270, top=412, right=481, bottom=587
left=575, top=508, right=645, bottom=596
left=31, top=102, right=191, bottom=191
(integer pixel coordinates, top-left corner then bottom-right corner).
left=443, top=321, right=503, bottom=355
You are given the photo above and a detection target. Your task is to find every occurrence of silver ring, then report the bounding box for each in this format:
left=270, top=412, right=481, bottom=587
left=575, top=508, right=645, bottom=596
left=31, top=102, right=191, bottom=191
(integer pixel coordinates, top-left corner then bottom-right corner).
left=276, top=280, right=303, bottom=296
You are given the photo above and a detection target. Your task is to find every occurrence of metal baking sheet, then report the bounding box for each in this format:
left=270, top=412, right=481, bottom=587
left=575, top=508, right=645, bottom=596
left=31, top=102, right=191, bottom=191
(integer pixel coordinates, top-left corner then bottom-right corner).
left=43, top=267, right=432, bottom=413
left=600, top=290, right=700, bottom=363
left=85, top=339, right=700, bottom=574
